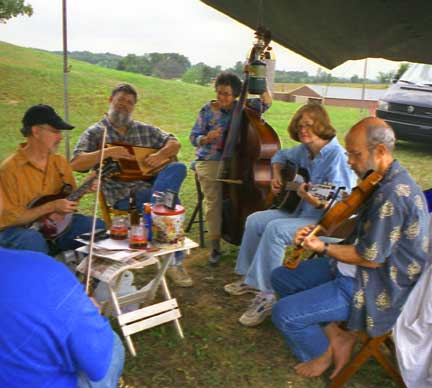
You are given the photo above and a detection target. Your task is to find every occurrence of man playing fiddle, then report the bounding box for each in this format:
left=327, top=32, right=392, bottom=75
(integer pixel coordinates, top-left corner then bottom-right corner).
left=271, top=117, right=429, bottom=378
left=71, top=83, right=191, bottom=287
left=0, top=104, right=105, bottom=254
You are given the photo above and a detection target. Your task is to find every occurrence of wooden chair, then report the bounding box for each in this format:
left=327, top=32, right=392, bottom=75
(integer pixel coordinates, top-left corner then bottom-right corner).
left=98, top=190, right=128, bottom=228
left=329, top=331, right=405, bottom=387
left=185, top=171, right=206, bottom=247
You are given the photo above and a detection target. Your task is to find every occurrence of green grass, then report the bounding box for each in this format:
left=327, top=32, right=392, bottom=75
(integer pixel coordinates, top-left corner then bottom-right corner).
left=1, top=41, right=431, bottom=388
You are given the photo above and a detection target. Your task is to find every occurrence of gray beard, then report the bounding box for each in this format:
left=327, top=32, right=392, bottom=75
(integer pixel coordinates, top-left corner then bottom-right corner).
left=108, top=106, right=132, bottom=128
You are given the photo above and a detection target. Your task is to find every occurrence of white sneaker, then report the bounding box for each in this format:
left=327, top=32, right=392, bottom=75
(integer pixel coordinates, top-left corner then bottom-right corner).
left=238, top=293, right=276, bottom=327
left=224, top=280, right=259, bottom=296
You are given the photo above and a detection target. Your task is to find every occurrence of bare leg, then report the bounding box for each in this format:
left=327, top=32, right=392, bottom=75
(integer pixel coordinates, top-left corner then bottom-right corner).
left=294, top=346, right=333, bottom=378
left=324, top=323, right=357, bottom=379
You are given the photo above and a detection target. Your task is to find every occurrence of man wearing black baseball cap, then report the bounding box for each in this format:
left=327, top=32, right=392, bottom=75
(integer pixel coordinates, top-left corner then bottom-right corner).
left=20, top=104, right=75, bottom=135
left=0, top=104, right=105, bottom=254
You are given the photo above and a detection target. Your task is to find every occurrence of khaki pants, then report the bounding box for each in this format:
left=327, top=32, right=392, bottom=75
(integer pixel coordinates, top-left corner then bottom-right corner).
left=195, top=161, right=222, bottom=241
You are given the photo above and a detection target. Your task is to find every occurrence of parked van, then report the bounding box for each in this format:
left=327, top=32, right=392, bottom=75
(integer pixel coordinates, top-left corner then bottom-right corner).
left=376, top=63, right=432, bottom=142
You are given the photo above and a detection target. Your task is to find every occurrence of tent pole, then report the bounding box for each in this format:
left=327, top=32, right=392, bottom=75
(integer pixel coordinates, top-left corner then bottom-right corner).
left=360, top=58, right=368, bottom=117
left=62, top=0, right=70, bottom=161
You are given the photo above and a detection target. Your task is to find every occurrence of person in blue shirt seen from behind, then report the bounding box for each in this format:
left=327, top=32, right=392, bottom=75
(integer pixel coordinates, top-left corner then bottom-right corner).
left=0, top=188, right=125, bottom=388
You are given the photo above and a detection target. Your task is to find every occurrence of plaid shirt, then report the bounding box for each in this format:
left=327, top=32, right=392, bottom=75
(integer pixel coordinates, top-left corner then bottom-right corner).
left=73, top=116, right=176, bottom=206
left=190, top=98, right=270, bottom=161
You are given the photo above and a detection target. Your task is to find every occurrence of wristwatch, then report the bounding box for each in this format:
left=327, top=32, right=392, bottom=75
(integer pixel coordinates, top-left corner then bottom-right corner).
left=318, top=242, right=330, bottom=257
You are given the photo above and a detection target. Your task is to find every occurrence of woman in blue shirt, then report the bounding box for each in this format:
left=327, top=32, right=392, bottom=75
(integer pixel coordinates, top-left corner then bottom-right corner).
left=224, top=103, right=357, bottom=327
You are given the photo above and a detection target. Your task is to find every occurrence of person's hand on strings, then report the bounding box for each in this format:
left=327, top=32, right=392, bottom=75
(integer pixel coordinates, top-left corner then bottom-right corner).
left=106, top=146, right=135, bottom=161
left=294, top=224, right=315, bottom=246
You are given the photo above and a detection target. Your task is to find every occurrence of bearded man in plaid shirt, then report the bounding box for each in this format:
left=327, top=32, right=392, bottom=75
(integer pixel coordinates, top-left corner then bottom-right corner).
left=71, top=83, right=192, bottom=287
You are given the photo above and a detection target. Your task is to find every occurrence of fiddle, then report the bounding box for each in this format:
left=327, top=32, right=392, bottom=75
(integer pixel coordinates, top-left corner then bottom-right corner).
left=284, top=170, right=383, bottom=269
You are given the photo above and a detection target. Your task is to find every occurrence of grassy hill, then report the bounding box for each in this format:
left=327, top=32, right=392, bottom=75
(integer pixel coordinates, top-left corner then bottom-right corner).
left=1, top=41, right=430, bottom=388
left=0, top=41, right=379, bottom=159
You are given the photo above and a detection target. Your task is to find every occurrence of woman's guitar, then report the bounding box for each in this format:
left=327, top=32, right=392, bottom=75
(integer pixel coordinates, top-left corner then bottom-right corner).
left=272, top=160, right=336, bottom=212
left=27, top=159, right=120, bottom=239
left=107, top=142, right=175, bottom=181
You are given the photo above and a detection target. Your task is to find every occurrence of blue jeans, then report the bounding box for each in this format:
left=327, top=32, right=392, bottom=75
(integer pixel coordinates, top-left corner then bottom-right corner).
left=235, top=209, right=315, bottom=292
left=77, top=331, right=125, bottom=388
left=271, top=258, right=356, bottom=362
left=0, top=214, right=106, bottom=254
left=113, top=162, right=187, bottom=211
left=114, top=162, right=187, bottom=266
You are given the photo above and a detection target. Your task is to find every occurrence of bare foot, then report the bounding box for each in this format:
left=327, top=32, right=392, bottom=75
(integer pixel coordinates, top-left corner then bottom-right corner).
left=294, top=347, right=333, bottom=378
left=329, top=330, right=357, bottom=379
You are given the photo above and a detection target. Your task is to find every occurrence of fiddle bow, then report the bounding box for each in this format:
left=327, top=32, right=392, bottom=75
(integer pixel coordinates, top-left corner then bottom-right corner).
left=284, top=171, right=383, bottom=269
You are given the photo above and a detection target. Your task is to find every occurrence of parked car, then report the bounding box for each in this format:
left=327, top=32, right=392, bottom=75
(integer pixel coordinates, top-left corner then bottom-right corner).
left=376, top=63, right=432, bottom=142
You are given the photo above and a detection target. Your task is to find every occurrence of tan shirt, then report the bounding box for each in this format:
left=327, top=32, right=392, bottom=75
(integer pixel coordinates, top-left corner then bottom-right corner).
left=0, top=145, right=76, bottom=230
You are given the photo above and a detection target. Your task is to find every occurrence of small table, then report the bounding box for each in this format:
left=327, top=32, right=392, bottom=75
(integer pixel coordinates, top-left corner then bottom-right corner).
left=77, top=237, right=198, bottom=356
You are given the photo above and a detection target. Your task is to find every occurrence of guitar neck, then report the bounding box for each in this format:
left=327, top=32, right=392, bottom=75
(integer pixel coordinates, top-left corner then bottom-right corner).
left=67, top=176, right=96, bottom=202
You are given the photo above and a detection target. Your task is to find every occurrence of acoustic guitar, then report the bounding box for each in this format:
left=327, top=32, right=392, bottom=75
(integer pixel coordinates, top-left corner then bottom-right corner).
left=272, top=160, right=337, bottom=212
left=27, top=159, right=120, bottom=239
left=107, top=142, right=175, bottom=181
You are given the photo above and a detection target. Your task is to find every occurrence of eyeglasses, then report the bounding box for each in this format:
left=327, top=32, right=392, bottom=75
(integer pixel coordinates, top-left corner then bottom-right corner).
left=298, top=123, right=314, bottom=130
left=216, top=91, right=233, bottom=97
left=345, top=146, right=375, bottom=158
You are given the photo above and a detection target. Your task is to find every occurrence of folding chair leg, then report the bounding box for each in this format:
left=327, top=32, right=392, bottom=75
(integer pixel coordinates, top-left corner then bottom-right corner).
left=197, top=189, right=205, bottom=248
left=329, top=333, right=404, bottom=388
left=185, top=173, right=206, bottom=247
left=108, top=286, right=137, bottom=357
left=157, top=255, right=184, bottom=338
left=185, top=202, right=200, bottom=232
left=329, top=336, right=379, bottom=388
left=372, top=346, right=405, bottom=387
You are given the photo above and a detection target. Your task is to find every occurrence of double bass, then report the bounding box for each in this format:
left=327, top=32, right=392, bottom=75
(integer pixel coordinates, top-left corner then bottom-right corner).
left=218, top=28, right=281, bottom=245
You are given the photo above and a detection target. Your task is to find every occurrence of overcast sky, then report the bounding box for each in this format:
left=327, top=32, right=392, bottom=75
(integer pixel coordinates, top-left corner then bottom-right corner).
left=0, top=0, right=402, bottom=79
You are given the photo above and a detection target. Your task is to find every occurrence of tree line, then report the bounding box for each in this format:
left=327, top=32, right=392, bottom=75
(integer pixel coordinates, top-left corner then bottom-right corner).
left=53, top=50, right=408, bottom=86
left=5, top=2, right=409, bottom=86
